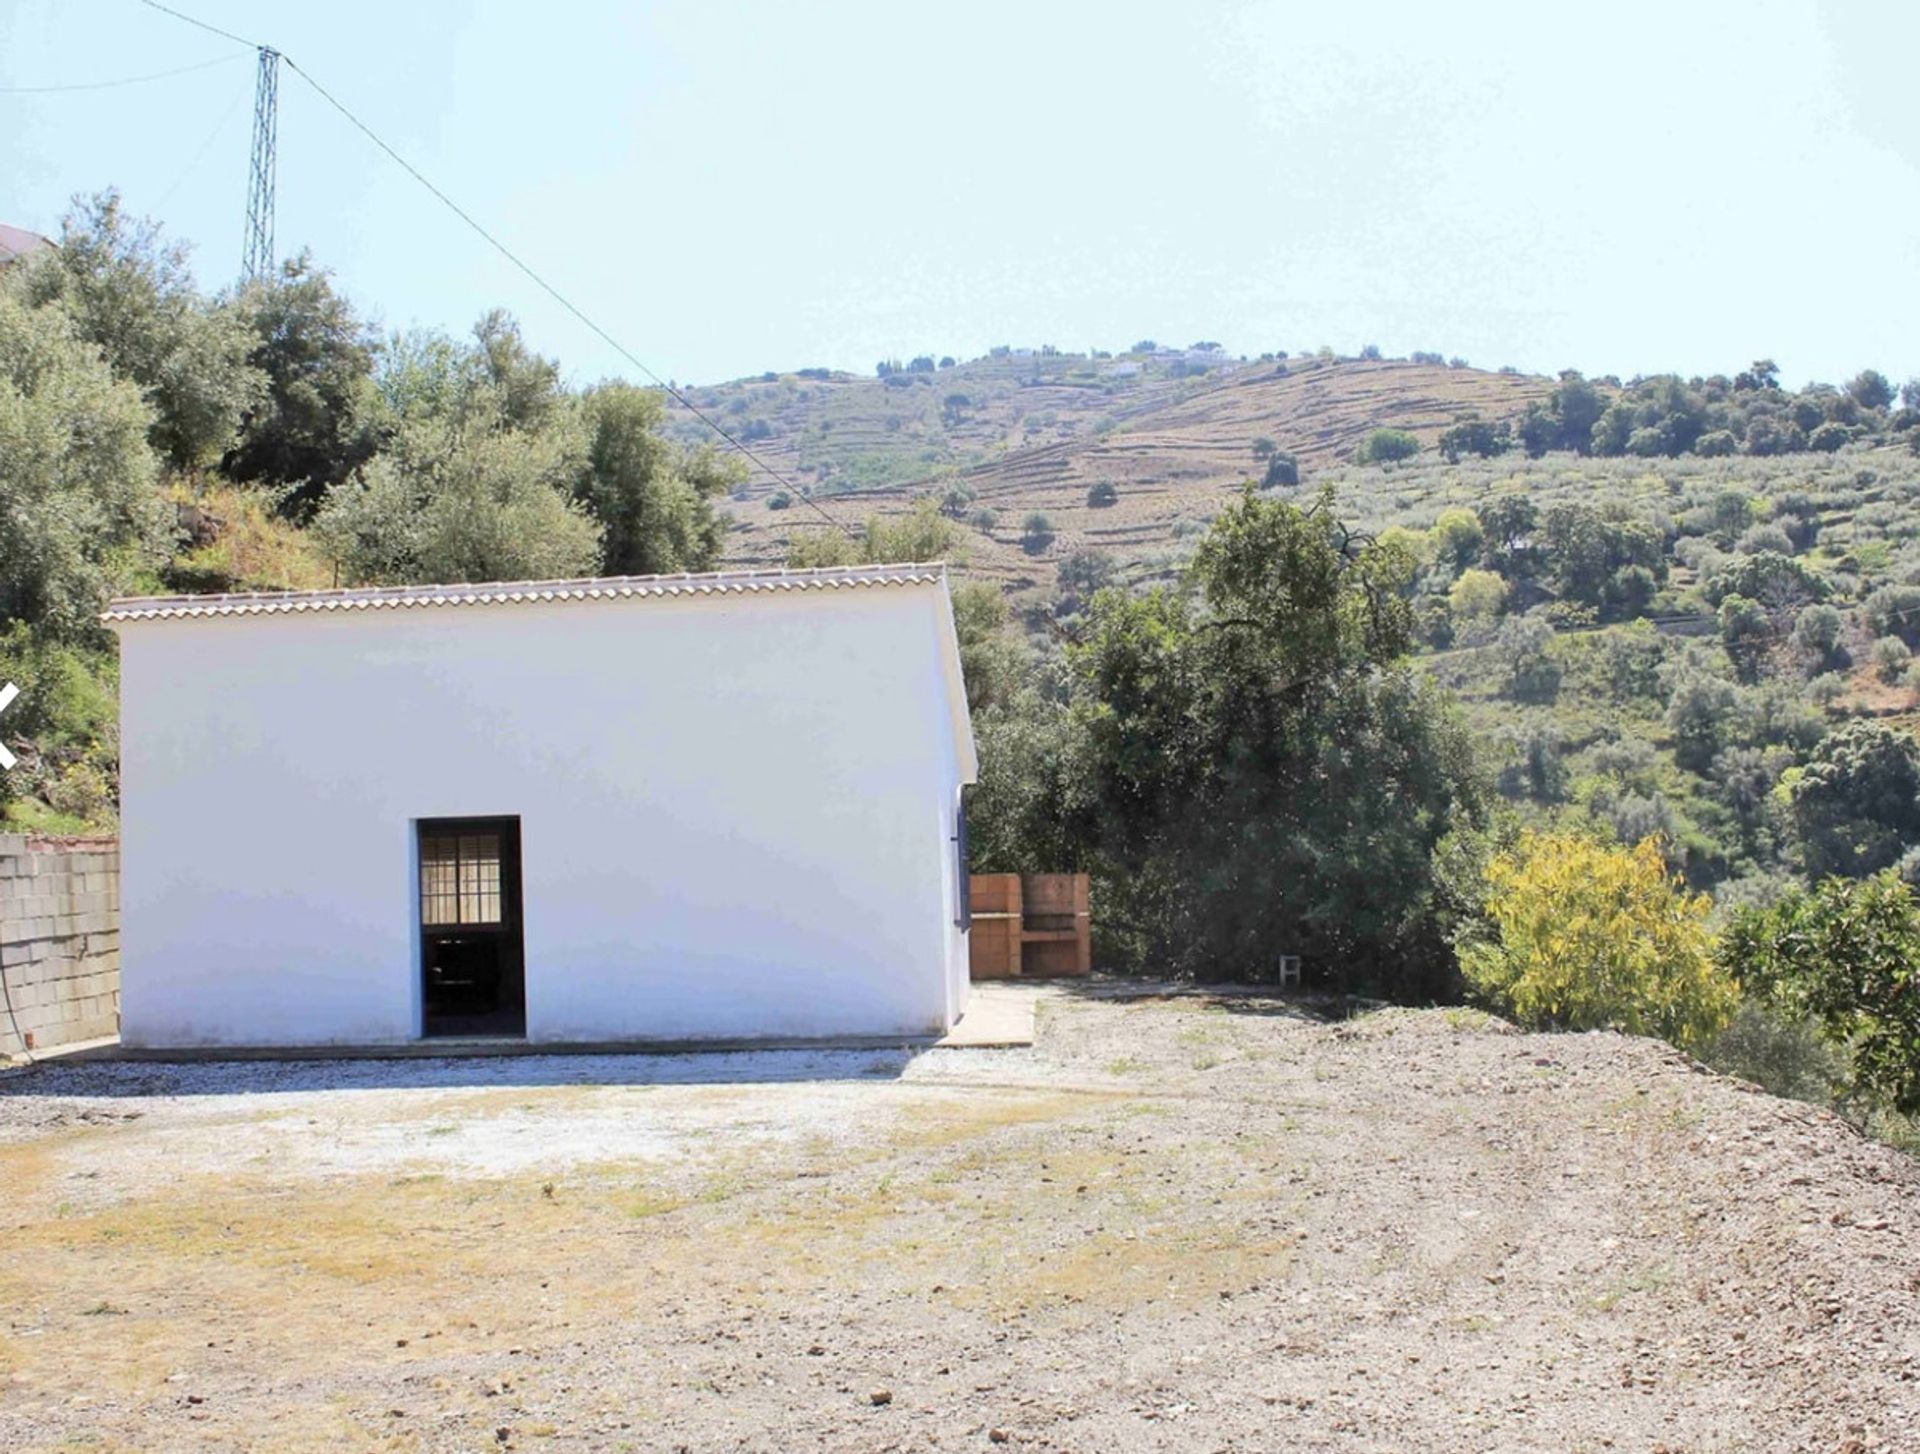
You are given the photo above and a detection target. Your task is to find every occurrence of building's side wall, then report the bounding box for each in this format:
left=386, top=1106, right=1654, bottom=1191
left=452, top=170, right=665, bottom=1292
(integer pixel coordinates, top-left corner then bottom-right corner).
left=116, top=587, right=966, bottom=1047
left=0, top=836, right=120, bottom=1054
left=925, top=581, right=973, bottom=1030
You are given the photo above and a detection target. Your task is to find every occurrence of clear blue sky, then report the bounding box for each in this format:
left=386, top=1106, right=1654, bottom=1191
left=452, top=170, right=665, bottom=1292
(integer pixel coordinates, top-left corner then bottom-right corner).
left=4, top=0, right=1916, bottom=390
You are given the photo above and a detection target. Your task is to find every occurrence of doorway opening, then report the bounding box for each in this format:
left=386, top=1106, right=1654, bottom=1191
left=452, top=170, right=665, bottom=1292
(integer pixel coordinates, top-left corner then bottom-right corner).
left=418, top=817, right=525, bottom=1038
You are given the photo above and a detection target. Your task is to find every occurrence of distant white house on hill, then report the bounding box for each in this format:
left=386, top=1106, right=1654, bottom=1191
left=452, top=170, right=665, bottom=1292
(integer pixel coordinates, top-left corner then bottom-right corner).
left=104, top=563, right=977, bottom=1049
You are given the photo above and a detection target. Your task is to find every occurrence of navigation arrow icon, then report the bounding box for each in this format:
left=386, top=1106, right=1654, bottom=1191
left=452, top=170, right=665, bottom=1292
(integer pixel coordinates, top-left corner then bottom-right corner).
left=0, top=682, right=17, bottom=770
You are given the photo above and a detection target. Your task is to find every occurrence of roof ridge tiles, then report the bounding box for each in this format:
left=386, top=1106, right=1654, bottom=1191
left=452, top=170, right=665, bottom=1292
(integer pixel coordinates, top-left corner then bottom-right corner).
left=103, top=562, right=949, bottom=624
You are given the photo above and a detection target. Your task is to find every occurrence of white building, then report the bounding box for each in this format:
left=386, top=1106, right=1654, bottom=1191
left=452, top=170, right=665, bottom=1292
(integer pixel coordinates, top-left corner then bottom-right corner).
left=104, top=563, right=976, bottom=1049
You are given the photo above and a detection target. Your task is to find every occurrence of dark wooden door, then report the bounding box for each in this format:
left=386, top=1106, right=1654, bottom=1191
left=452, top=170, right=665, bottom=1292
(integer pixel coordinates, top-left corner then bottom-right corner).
left=418, top=817, right=525, bottom=1038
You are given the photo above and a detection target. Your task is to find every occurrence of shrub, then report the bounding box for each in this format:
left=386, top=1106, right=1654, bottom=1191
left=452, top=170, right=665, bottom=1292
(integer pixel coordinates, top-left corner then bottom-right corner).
left=1862, top=584, right=1920, bottom=647
left=1462, top=833, right=1734, bottom=1047
left=1437, top=417, right=1511, bottom=462
left=1020, top=512, right=1055, bottom=555
left=767, top=491, right=792, bottom=510
left=1055, top=547, right=1114, bottom=608
left=1693, top=429, right=1738, bottom=458
left=1086, top=481, right=1119, bottom=508
left=1701, top=1002, right=1849, bottom=1107
left=1870, top=635, right=1913, bottom=682
left=1724, top=872, right=1920, bottom=1113
left=1790, top=603, right=1845, bottom=670
left=1493, top=615, right=1560, bottom=702
left=1809, top=421, right=1852, bottom=453
left=1448, top=568, right=1507, bottom=624
left=1703, top=551, right=1828, bottom=609
left=1429, top=508, right=1485, bottom=569
left=1354, top=428, right=1420, bottom=465
left=1737, top=523, right=1794, bottom=556
left=1261, top=452, right=1299, bottom=488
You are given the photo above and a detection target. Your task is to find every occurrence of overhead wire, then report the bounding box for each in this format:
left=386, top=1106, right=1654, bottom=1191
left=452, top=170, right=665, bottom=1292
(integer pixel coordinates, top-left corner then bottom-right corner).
left=0, top=52, right=246, bottom=93
left=133, top=0, right=257, bottom=50
left=133, top=0, right=850, bottom=534
left=152, top=85, right=250, bottom=214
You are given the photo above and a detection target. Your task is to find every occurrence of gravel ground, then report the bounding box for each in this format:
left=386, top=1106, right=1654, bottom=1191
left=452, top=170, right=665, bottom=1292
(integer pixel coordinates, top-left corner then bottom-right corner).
left=1, top=988, right=1916, bottom=1453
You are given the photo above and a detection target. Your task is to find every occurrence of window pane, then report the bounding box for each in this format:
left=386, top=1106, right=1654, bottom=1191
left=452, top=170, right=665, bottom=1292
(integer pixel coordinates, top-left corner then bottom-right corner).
left=458, top=834, right=502, bottom=925
left=421, top=836, right=459, bottom=925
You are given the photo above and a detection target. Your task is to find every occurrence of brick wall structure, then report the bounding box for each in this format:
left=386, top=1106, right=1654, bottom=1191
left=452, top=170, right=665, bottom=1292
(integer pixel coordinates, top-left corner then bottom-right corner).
left=0, top=835, right=120, bottom=1055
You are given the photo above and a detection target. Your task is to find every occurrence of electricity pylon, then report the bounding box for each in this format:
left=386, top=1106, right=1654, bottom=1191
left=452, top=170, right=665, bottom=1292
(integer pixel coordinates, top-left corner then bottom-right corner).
left=242, top=47, right=279, bottom=282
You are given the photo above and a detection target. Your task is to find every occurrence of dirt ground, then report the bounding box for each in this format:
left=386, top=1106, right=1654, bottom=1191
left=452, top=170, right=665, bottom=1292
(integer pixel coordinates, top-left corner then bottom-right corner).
left=2, top=988, right=1916, bottom=1453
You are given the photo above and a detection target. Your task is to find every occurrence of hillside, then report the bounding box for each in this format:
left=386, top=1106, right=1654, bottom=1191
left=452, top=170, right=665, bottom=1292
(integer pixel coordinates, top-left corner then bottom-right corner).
left=693, top=353, right=1552, bottom=588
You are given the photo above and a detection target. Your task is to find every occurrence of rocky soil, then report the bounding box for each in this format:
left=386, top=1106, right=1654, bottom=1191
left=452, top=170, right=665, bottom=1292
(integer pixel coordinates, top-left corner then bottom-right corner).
left=1, top=988, right=1915, bottom=1452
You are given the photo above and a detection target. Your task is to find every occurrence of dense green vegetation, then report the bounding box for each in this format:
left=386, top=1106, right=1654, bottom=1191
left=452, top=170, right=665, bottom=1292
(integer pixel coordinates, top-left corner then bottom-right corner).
left=972, top=489, right=1482, bottom=1000
left=954, top=377, right=1920, bottom=1145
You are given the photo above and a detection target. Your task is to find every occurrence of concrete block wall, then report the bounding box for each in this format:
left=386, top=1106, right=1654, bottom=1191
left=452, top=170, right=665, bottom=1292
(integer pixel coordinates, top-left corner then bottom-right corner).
left=0, top=835, right=121, bottom=1055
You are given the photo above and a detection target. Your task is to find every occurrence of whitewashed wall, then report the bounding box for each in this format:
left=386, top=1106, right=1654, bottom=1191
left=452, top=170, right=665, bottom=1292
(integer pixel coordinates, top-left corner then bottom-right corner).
left=113, top=583, right=973, bottom=1047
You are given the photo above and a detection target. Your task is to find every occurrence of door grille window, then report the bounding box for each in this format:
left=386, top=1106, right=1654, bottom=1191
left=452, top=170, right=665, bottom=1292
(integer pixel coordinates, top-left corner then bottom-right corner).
left=421, top=833, right=503, bottom=926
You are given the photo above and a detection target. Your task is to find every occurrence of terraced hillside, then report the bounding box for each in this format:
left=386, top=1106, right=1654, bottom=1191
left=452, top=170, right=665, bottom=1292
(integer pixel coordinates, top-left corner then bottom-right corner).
left=696, top=354, right=1553, bottom=589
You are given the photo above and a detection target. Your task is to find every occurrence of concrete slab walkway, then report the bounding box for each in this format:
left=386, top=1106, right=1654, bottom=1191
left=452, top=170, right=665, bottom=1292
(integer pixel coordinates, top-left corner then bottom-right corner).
left=936, top=980, right=1042, bottom=1048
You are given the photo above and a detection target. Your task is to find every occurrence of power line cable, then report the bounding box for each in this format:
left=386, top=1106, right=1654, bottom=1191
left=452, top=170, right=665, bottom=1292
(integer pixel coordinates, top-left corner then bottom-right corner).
left=134, top=0, right=257, bottom=49
left=279, top=56, right=845, bottom=531
left=135, top=0, right=850, bottom=534
left=0, top=52, right=246, bottom=93
left=153, top=86, right=249, bottom=214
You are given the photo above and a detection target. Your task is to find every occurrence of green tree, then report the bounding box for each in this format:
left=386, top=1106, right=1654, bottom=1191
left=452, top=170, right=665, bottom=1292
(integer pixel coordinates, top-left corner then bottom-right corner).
left=575, top=383, right=737, bottom=576
left=1020, top=512, right=1056, bottom=555
left=1787, top=723, right=1920, bottom=881
left=1462, top=833, right=1734, bottom=1047
left=317, top=422, right=601, bottom=585
left=1429, top=507, right=1485, bottom=570
left=1718, top=593, right=1773, bottom=683
left=788, top=498, right=959, bottom=570
left=1050, top=488, right=1482, bottom=994
left=1260, top=451, right=1300, bottom=488
left=1724, top=872, right=1920, bottom=1113
left=1707, top=489, right=1753, bottom=545
left=869, top=498, right=960, bottom=563
left=950, top=580, right=1024, bottom=713
left=1862, top=584, right=1920, bottom=648
left=0, top=286, right=167, bottom=641
left=222, top=252, right=382, bottom=514
left=1846, top=369, right=1895, bottom=411
left=13, top=190, right=263, bottom=471
left=1477, top=494, right=1540, bottom=578
left=1493, top=614, right=1560, bottom=702
left=313, top=312, right=600, bottom=584
left=1703, top=551, right=1827, bottom=610
left=1436, top=416, right=1511, bottom=462
left=1790, top=603, right=1846, bottom=673
left=1354, top=427, right=1420, bottom=464
left=1539, top=503, right=1664, bottom=614
left=1664, top=662, right=1740, bottom=771
left=1447, top=567, right=1508, bottom=625
left=1055, top=548, right=1114, bottom=612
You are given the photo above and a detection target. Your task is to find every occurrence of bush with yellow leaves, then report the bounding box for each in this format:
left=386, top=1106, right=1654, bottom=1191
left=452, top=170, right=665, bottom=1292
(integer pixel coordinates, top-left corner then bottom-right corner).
left=1461, top=832, right=1737, bottom=1048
